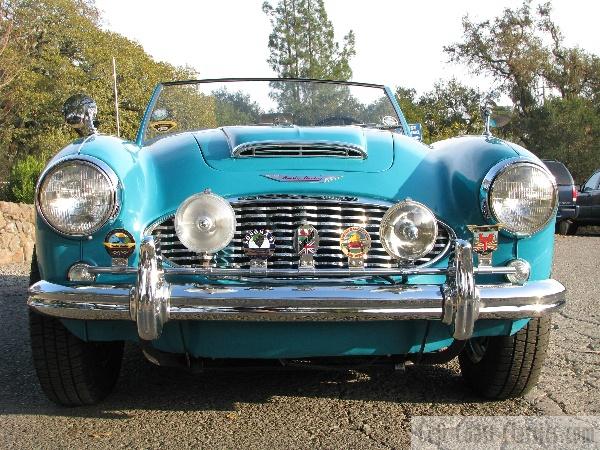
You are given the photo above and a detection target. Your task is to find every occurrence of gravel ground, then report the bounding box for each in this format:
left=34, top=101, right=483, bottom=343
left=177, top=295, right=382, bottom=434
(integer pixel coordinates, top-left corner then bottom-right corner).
left=0, top=236, right=599, bottom=449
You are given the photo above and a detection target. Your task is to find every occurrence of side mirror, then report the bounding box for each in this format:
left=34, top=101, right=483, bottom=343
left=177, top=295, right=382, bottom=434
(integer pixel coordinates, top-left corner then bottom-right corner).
left=63, top=94, right=98, bottom=136
left=480, top=95, right=511, bottom=136
left=408, top=123, right=423, bottom=141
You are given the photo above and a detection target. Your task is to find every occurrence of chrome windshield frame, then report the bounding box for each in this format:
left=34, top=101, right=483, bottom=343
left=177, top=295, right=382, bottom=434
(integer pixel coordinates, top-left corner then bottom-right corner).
left=136, top=78, right=410, bottom=145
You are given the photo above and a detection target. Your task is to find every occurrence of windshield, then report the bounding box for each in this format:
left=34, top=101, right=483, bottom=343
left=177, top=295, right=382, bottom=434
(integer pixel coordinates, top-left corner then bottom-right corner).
left=143, top=79, right=402, bottom=142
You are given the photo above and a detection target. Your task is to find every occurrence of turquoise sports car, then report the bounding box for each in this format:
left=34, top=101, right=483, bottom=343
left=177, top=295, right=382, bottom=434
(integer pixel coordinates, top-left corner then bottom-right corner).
left=28, top=78, right=565, bottom=405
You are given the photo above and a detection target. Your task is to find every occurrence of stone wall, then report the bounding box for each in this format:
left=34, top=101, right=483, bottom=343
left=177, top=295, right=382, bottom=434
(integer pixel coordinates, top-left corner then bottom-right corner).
left=0, top=202, right=35, bottom=265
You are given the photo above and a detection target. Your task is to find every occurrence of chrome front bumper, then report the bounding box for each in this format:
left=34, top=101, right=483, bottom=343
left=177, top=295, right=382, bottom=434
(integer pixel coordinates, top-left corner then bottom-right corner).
left=28, top=238, right=566, bottom=341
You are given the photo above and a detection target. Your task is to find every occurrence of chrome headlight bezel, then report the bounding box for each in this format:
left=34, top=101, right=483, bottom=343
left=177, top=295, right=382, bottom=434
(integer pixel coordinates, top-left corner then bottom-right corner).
left=36, top=155, right=120, bottom=237
left=480, top=157, right=558, bottom=237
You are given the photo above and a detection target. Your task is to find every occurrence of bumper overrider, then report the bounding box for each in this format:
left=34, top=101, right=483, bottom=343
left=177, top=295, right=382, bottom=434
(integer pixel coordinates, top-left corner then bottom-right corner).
left=28, top=237, right=566, bottom=341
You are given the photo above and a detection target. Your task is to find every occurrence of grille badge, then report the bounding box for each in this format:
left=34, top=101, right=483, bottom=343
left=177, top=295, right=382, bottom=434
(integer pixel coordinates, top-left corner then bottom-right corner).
left=243, top=229, right=275, bottom=271
left=467, top=224, right=502, bottom=267
left=340, top=226, right=371, bottom=269
left=294, top=224, right=319, bottom=270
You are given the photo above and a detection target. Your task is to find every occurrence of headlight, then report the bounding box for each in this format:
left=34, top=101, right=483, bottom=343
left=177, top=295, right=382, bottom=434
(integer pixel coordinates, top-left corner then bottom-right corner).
left=379, top=200, right=438, bottom=260
left=483, top=160, right=557, bottom=236
left=175, top=192, right=236, bottom=254
left=37, top=158, right=118, bottom=236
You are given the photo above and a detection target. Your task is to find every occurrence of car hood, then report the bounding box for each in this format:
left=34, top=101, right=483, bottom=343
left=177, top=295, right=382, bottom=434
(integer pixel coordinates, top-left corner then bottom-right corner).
left=193, top=126, right=394, bottom=173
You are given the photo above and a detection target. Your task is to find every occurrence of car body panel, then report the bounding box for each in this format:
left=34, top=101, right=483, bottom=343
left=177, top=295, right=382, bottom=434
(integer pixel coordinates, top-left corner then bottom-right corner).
left=61, top=318, right=529, bottom=359
left=36, top=132, right=555, bottom=288
left=197, top=126, right=395, bottom=172
left=32, top=80, right=560, bottom=359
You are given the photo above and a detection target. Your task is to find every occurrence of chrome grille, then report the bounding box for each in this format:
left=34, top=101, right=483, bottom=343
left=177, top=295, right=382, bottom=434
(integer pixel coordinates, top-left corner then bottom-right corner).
left=233, top=142, right=366, bottom=159
left=149, top=196, right=452, bottom=269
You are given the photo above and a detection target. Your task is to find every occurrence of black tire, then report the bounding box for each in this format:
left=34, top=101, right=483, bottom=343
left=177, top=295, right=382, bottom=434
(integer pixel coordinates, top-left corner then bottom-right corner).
left=29, top=248, right=124, bottom=406
left=458, top=316, right=551, bottom=400
left=566, top=223, right=578, bottom=235
left=556, top=220, right=571, bottom=235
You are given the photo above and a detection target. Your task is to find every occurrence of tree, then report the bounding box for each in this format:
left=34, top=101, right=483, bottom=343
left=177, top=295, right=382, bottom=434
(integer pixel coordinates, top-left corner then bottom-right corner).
left=0, top=0, right=196, bottom=192
left=0, top=1, right=19, bottom=91
left=445, top=0, right=600, bottom=181
left=445, top=1, right=599, bottom=114
left=262, top=0, right=355, bottom=80
left=213, top=88, right=263, bottom=126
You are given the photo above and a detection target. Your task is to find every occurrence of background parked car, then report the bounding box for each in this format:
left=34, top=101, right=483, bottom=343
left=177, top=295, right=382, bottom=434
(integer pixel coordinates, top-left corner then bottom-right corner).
left=572, top=168, right=600, bottom=234
left=542, top=160, right=578, bottom=235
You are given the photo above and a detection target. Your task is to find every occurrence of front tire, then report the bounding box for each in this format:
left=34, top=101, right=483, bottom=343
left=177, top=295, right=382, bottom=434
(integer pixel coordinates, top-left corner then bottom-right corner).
left=458, top=316, right=551, bottom=399
left=29, top=312, right=124, bottom=406
left=29, top=248, right=124, bottom=406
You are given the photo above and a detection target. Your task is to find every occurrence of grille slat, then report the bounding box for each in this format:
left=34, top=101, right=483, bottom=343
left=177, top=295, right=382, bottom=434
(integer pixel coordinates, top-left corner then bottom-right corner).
left=149, top=197, right=452, bottom=269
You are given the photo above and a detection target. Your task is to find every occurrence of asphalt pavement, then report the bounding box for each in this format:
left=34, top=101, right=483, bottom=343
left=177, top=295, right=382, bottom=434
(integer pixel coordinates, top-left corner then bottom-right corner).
left=0, top=235, right=599, bottom=449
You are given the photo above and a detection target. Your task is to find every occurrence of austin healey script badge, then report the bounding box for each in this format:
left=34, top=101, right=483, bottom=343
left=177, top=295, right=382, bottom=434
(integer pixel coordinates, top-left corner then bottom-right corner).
left=467, top=224, right=502, bottom=266
left=340, top=226, right=371, bottom=269
left=294, top=224, right=319, bottom=269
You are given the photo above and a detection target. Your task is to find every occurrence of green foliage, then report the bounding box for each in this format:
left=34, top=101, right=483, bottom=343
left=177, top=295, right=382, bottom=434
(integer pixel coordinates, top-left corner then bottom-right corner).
left=213, top=88, right=262, bottom=126
left=395, top=79, right=484, bottom=144
left=263, top=0, right=355, bottom=80
left=522, top=97, right=600, bottom=182
left=0, top=0, right=195, bottom=182
left=7, top=153, right=48, bottom=203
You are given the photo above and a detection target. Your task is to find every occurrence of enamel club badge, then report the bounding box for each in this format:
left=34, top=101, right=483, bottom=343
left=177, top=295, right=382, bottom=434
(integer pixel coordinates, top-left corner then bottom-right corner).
left=340, top=226, right=371, bottom=259
left=243, top=229, right=275, bottom=259
left=467, top=224, right=502, bottom=255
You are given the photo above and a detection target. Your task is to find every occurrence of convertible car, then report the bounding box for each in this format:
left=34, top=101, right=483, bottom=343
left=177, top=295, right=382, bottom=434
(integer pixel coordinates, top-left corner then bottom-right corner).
left=28, top=78, right=565, bottom=406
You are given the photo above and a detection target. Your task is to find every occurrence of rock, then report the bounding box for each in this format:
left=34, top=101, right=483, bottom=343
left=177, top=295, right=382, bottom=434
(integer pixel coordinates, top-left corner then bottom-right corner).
left=587, top=342, right=600, bottom=351
left=0, top=202, right=35, bottom=266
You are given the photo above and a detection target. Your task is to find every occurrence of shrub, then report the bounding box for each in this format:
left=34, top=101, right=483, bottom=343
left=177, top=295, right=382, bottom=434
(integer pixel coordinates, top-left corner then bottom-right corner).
left=8, top=154, right=48, bottom=204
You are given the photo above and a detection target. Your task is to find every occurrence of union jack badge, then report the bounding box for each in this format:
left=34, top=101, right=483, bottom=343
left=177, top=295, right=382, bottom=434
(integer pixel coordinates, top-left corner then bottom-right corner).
left=294, top=224, right=319, bottom=255
left=467, top=224, right=502, bottom=263
left=294, top=224, right=319, bottom=269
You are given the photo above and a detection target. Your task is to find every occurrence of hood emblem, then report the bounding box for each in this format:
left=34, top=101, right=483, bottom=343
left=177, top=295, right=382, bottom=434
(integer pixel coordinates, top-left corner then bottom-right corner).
left=262, top=174, right=343, bottom=183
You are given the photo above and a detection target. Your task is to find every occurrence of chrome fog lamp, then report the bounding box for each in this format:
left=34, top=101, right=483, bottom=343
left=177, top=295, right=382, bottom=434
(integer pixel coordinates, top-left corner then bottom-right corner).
left=505, top=259, right=531, bottom=285
left=175, top=192, right=236, bottom=254
left=379, top=200, right=438, bottom=260
left=37, top=157, right=118, bottom=236
left=483, top=160, right=557, bottom=236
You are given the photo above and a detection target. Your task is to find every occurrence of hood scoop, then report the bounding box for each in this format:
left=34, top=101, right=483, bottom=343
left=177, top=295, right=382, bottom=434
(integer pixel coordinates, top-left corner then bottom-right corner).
left=222, top=126, right=367, bottom=159
left=232, top=141, right=366, bottom=159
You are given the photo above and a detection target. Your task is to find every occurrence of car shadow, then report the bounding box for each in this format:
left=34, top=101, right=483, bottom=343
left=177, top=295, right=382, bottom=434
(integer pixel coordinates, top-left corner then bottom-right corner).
left=0, top=272, right=489, bottom=419
left=574, top=225, right=600, bottom=237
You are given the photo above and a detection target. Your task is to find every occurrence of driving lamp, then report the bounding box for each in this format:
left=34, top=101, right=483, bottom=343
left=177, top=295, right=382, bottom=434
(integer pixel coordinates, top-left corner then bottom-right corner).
left=175, top=192, right=236, bottom=254
left=37, top=159, right=118, bottom=236
left=379, top=200, right=438, bottom=260
left=505, top=259, right=531, bottom=285
left=486, top=162, right=557, bottom=236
